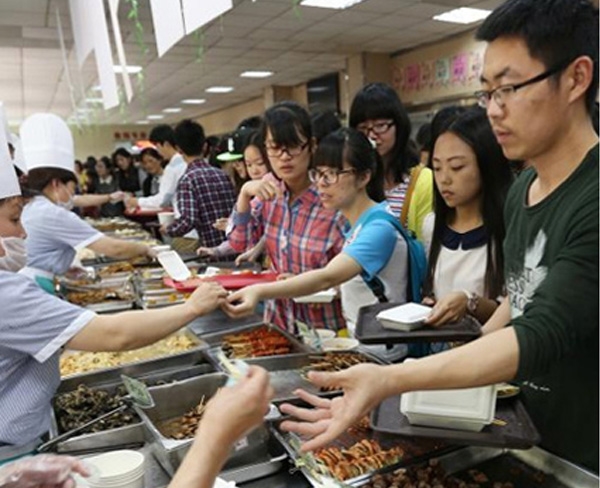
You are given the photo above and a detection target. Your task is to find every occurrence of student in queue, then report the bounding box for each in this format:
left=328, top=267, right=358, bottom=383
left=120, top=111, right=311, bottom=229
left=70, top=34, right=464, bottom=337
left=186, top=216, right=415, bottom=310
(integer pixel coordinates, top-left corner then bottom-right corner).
left=225, top=128, right=408, bottom=339
left=18, top=114, right=154, bottom=293
left=279, top=0, right=599, bottom=473
left=349, top=83, right=433, bottom=241
left=112, top=147, right=140, bottom=194
left=0, top=366, right=272, bottom=488
left=227, top=102, right=346, bottom=333
left=126, top=125, right=186, bottom=211
left=421, top=106, right=513, bottom=326
left=0, top=158, right=228, bottom=463
left=139, top=147, right=165, bottom=198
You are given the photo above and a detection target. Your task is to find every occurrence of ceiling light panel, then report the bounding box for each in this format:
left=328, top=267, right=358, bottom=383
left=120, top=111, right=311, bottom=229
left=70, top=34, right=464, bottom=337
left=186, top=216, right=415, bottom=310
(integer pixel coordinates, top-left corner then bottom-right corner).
left=433, top=7, right=491, bottom=24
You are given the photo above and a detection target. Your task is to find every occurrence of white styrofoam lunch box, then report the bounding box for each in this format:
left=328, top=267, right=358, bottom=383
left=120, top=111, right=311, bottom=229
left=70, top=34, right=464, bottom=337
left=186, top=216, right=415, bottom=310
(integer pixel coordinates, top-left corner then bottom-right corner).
left=400, top=384, right=497, bottom=432
left=376, top=303, right=433, bottom=331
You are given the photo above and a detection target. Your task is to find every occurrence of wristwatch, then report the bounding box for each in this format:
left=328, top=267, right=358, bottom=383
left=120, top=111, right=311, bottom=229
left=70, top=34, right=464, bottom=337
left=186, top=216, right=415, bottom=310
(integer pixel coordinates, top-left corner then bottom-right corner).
left=463, top=290, right=479, bottom=315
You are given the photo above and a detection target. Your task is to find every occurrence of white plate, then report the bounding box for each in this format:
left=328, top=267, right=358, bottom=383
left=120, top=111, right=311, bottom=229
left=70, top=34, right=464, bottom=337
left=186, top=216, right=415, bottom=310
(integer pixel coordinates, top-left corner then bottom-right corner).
left=321, top=338, right=359, bottom=351
left=293, top=288, right=336, bottom=304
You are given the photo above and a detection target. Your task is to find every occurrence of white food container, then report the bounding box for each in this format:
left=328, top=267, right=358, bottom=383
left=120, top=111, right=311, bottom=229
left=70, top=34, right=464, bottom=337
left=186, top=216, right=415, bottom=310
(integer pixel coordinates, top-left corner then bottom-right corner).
left=293, top=288, right=337, bottom=304
left=400, top=384, right=497, bottom=432
left=376, top=303, right=432, bottom=331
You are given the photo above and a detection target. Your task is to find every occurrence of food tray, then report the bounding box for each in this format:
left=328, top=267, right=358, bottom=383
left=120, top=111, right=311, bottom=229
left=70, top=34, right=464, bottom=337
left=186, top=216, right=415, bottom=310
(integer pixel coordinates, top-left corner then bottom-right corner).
left=85, top=299, right=136, bottom=313
left=215, top=350, right=385, bottom=404
left=135, top=373, right=271, bottom=477
left=49, top=363, right=214, bottom=454
left=202, top=323, right=312, bottom=359
left=164, top=271, right=279, bottom=292
left=272, top=417, right=456, bottom=486
left=59, top=328, right=207, bottom=380
left=370, top=394, right=540, bottom=450
left=355, top=302, right=482, bottom=344
left=186, top=309, right=264, bottom=337
left=435, top=445, right=598, bottom=488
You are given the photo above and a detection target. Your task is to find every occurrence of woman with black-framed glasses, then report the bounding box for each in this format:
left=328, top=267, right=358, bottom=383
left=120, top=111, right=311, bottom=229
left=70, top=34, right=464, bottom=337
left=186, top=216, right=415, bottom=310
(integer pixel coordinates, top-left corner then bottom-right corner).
left=350, top=83, right=434, bottom=242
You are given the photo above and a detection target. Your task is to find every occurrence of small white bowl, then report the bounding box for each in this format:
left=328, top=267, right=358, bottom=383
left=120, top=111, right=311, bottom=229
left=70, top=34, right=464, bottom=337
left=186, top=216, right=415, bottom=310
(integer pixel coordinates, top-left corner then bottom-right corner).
left=315, top=329, right=336, bottom=340
left=321, top=338, right=359, bottom=351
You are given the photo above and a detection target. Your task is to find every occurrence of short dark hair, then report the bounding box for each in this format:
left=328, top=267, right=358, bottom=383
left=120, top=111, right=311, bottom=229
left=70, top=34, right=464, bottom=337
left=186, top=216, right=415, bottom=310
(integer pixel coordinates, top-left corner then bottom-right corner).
left=174, top=119, right=206, bottom=157
left=140, top=147, right=163, bottom=163
left=237, top=116, right=262, bottom=130
left=260, top=101, right=313, bottom=150
left=476, top=0, right=599, bottom=115
left=25, top=168, right=77, bottom=193
left=149, top=124, right=177, bottom=146
left=349, top=83, right=419, bottom=184
left=415, top=123, right=432, bottom=153
left=314, top=127, right=385, bottom=202
left=311, top=110, right=342, bottom=144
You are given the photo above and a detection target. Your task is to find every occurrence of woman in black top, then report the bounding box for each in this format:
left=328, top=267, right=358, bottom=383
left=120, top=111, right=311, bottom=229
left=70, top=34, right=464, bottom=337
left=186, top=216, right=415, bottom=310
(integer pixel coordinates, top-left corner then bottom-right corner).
left=113, top=148, right=141, bottom=193
left=96, top=157, right=125, bottom=217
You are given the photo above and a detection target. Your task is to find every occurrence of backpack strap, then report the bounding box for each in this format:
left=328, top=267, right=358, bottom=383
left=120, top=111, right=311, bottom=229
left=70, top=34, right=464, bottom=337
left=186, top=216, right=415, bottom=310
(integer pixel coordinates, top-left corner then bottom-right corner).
left=400, top=163, right=424, bottom=229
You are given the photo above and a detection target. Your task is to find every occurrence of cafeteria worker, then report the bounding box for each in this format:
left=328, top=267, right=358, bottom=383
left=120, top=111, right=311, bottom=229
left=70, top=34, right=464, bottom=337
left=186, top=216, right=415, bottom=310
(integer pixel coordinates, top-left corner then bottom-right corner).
left=18, top=113, right=155, bottom=292
left=0, top=153, right=228, bottom=463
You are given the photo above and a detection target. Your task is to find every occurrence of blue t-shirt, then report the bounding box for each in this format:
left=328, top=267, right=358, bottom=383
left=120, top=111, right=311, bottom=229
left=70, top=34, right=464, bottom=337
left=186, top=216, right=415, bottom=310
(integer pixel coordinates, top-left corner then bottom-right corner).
left=341, top=202, right=408, bottom=329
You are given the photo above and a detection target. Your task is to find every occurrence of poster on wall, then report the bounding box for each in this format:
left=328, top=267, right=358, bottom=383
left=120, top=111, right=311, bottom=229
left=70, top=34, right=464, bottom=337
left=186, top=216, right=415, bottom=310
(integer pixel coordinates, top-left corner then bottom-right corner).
left=391, top=65, right=404, bottom=93
left=468, top=50, right=483, bottom=82
left=451, top=53, right=468, bottom=85
left=435, top=58, right=450, bottom=87
left=419, top=60, right=434, bottom=91
left=405, top=64, right=420, bottom=91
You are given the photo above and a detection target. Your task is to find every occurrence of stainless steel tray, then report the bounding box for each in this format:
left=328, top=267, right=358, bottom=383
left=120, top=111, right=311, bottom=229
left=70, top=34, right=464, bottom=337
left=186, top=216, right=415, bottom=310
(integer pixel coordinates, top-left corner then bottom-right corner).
left=60, top=328, right=207, bottom=381
left=202, top=323, right=312, bottom=358
left=187, top=309, right=264, bottom=337
left=50, top=364, right=213, bottom=454
left=135, top=373, right=271, bottom=476
left=85, top=299, right=136, bottom=313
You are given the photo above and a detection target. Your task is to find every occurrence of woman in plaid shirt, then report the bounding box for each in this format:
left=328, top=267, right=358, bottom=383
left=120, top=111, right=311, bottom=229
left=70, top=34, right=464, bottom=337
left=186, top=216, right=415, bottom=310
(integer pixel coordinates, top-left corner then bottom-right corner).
left=228, top=102, right=346, bottom=333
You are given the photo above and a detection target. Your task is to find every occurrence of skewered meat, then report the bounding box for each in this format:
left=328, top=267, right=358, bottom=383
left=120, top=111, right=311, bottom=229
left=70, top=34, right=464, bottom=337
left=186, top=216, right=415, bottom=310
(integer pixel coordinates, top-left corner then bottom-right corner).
left=222, top=327, right=293, bottom=358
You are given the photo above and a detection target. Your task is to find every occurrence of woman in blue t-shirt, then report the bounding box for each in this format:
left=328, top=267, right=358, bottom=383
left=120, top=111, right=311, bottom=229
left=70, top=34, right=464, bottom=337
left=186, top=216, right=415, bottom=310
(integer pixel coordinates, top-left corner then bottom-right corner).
left=224, top=128, right=409, bottom=337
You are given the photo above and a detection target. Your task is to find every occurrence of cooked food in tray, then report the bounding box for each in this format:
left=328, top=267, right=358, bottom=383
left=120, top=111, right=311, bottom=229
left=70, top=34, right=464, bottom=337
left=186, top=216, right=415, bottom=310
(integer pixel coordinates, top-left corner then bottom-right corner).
left=305, top=352, right=376, bottom=392
left=97, top=262, right=135, bottom=276
left=315, top=439, right=404, bottom=481
left=65, top=288, right=132, bottom=306
left=85, top=217, right=142, bottom=232
left=54, top=384, right=137, bottom=435
left=60, top=334, right=198, bottom=377
left=157, top=396, right=210, bottom=440
left=222, top=326, right=293, bottom=358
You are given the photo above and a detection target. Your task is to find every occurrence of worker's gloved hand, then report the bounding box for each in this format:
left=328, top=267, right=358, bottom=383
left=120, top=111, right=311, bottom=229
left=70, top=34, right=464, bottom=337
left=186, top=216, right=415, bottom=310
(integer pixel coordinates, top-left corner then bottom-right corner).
left=0, top=454, right=90, bottom=488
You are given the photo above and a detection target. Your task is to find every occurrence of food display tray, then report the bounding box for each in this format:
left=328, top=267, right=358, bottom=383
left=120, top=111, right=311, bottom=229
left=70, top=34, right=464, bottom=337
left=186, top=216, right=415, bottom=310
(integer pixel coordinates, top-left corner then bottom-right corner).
left=202, top=323, right=312, bottom=358
left=212, top=350, right=384, bottom=404
left=49, top=362, right=214, bottom=454
left=135, top=373, right=272, bottom=477
left=186, top=309, right=264, bottom=337
left=435, top=445, right=598, bottom=488
left=355, top=302, right=482, bottom=344
left=271, top=419, right=456, bottom=486
left=59, top=328, right=207, bottom=381
left=370, top=394, right=541, bottom=450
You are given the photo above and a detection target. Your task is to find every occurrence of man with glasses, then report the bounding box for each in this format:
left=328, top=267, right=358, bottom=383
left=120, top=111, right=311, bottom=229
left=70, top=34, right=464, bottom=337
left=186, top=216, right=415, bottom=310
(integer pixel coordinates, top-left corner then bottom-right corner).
left=278, top=0, right=599, bottom=473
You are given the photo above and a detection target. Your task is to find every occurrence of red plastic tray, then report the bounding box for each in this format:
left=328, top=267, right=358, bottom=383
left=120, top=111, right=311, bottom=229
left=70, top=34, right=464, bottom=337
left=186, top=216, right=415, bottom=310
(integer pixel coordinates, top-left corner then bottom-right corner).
left=164, top=272, right=279, bottom=291
left=125, top=207, right=170, bottom=217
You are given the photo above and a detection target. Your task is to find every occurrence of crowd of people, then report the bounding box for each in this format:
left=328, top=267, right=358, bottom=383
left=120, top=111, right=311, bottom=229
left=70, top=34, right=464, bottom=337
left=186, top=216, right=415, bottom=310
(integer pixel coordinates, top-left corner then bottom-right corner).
left=0, top=0, right=597, bottom=486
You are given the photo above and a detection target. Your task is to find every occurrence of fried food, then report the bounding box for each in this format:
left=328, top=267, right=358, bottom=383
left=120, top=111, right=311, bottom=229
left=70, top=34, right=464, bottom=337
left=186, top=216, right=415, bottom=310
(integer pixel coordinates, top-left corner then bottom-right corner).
left=222, top=326, right=293, bottom=358
left=157, top=397, right=209, bottom=440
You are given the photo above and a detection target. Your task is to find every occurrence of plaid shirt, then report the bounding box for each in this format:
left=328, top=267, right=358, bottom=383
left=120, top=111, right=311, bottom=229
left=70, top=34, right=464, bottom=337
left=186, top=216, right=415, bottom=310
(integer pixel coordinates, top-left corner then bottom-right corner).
left=167, top=159, right=236, bottom=247
left=229, top=183, right=347, bottom=333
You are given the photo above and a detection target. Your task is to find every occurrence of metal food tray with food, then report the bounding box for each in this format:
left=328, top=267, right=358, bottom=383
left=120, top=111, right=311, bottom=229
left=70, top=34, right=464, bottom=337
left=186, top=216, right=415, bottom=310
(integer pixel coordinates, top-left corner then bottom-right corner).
left=370, top=394, right=541, bottom=450
left=271, top=418, right=456, bottom=486
left=420, top=445, right=598, bottom=488
left=214, top=350, right=385, bottom=404
left=202, top=323, right=311, bottom=360
left=135, top=373, right=274, bottom=480
left=355, top=302, right=482, bottom=344
left=49, top=362, right=214, bottom=454
left=59, top=328, right=207, bottom=380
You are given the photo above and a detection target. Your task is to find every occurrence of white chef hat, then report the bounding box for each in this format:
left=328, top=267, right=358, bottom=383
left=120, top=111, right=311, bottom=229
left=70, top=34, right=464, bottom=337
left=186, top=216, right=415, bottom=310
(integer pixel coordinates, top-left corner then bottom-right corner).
left=0, top=104, right=20, bottom=199
left=10, top=133, right=26, bottom=174
left=20, top=113, right=75, bottom=174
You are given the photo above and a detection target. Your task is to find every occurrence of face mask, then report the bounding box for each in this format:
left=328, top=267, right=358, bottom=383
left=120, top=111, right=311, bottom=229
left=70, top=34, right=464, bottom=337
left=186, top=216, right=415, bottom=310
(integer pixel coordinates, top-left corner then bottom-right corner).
left=55, top=192, right=75, bottom=211
left=0, top=237, right=27, bottom=272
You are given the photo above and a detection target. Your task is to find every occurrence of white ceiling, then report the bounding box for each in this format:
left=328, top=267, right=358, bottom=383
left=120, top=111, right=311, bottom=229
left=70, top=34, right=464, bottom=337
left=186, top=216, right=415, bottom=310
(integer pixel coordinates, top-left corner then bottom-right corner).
left=0, top=0, right=504, bottom=126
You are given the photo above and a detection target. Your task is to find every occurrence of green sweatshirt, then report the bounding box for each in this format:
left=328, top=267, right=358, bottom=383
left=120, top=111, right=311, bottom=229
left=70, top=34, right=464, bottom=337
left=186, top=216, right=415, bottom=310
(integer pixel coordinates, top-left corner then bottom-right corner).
left=504, top=144, right=599, bottom=472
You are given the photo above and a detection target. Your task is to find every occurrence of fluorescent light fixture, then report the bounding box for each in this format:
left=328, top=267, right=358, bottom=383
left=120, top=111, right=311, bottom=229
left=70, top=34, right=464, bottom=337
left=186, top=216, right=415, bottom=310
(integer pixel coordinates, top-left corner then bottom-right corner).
left=113, top=65, right=143, bottom=74
left=136, top=120, right=150, bottom=124
left=300, top=0, right=363, bottom=9
left=205, top=86, right=234, bottom=93
left=85, top=98, right=104, bottom=104
left=147, top=114, right=165, bottom=120
left=181, top=99, right=206, bottom=104
left=240, top=70, right=273, bottom=78
left=433, top=7, right=491, bottom=24
left=162, top=107, right=182, bottom=113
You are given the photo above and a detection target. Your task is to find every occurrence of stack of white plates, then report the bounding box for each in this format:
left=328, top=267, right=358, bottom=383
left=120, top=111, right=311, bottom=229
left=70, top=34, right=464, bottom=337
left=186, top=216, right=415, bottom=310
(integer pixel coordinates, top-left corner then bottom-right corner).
left=86, top=450, right=145, bottom=488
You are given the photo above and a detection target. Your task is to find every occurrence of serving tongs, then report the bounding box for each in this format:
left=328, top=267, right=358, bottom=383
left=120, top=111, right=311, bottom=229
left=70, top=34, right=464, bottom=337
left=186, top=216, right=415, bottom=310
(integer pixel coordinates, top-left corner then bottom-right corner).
left=37, top=403, right=131, bottom=453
